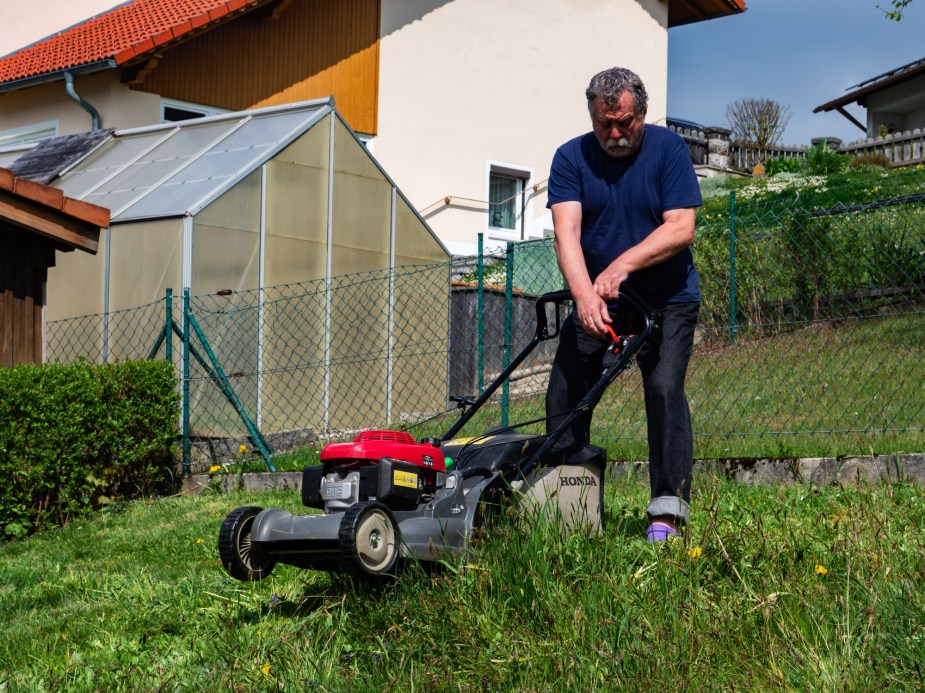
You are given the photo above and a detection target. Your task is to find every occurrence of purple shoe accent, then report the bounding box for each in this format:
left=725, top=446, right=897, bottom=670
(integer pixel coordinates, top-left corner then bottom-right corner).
left=646, top=522, right=679, bottom=543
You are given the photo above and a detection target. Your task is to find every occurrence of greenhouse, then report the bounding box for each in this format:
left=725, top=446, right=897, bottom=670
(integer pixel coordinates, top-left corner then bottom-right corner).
left=1, top=98, right=450, bottom=438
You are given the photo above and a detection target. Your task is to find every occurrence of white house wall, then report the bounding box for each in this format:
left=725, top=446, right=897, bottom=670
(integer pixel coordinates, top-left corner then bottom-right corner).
left=0, top=0, right=123, bottom=57
left=865, top=74, right=925, bottom=136
left=0, top=71, right=162, bottom=136
left=376, top=0, right=669, bottom=254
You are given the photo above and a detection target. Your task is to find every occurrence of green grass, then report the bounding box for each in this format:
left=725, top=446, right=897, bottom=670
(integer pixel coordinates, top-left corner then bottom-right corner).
left=251, top=311, right=924, bottom=473
left=2, top=476, right=925, bottom=690
left=386, top=311, right=925, bottom=467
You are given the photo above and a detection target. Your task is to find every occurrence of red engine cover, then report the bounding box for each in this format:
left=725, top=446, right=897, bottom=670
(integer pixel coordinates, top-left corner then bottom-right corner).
left=320, top=430, right=446, bottom=473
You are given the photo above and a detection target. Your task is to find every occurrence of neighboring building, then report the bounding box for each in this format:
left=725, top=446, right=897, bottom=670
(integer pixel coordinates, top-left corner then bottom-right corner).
left=814, top=57, right=925, bottom=138
left=0, top=0, right=746, bottom=255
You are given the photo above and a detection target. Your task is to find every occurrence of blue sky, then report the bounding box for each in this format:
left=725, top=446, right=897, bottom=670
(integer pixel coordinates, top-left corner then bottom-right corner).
left=667, top=0, right=925, bottom=146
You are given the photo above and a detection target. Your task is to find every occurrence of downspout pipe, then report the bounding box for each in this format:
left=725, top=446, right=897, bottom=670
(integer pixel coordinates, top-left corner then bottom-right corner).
left=64, top=70, right=101, bottom=130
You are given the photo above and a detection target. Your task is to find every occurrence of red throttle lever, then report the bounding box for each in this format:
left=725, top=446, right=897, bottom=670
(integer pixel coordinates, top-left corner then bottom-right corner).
left=604, top=324, right=621, bottom=352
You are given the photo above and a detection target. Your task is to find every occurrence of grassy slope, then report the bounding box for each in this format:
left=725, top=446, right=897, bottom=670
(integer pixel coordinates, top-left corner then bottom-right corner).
left=2, top=478, right=924, bottom=690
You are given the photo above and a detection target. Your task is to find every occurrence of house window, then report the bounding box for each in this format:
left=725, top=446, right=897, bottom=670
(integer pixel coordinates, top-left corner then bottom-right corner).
left=0, top=120, right=58, bottom=147
left=487, top=162, right=532, bottom=239
left=161, top=98, right=229, bottom=123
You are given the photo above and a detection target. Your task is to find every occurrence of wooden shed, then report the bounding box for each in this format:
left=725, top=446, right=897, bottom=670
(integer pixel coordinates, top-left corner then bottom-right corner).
left=0, top=167, right=109, bottom=366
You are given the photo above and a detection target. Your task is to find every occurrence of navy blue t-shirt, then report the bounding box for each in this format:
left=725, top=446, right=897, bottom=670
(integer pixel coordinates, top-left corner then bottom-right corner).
left=547, top=124, right=703, bottom=305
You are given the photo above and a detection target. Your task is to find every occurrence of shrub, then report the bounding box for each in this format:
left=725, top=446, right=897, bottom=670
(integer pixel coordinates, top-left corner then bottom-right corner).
left=803, top=141, right=851, bottom=174
left=850, top=153, right=891, bottom=170
left=765, top=156, right=804, bottom=176
left=0, top=360, right=179, bottom=538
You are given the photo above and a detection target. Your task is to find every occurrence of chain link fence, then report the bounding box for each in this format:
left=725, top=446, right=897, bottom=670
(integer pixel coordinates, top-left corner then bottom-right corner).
left=46, top=169, right=925, bottom=470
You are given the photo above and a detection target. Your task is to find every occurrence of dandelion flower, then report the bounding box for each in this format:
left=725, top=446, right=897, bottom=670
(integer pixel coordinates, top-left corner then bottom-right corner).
left=239, top=445, right=248, bottom=454
left=261, top=663, right=271, bottom=676
left=815, top=564, right=828, bottom=575
left=688, top=546, right=703, bottom=559
left=196, top=538, right=204, bottom=544
left=209, top=465, right=221, bottom=474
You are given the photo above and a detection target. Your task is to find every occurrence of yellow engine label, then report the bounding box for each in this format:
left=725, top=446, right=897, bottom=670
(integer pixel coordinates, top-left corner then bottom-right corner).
left=393, top=470, right=418, bottom=488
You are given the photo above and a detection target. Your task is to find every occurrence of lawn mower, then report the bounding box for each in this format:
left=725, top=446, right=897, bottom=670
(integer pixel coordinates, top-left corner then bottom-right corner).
left=218, top=287, right=656, bottom=581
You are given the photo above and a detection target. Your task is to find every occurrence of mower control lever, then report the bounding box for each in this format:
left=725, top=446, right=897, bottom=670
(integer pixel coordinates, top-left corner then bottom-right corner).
left=450, top=394, right=477, bottom=413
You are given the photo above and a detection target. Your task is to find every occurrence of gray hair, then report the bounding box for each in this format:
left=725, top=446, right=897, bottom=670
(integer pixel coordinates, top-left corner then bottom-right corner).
left=585, top=67, right=648, bottom=115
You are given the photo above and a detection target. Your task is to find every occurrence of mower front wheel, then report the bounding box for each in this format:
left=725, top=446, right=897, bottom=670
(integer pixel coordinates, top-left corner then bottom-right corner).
left=338, top=501, right=400, bottom=578
left=218, top=506, right=276, bottom=581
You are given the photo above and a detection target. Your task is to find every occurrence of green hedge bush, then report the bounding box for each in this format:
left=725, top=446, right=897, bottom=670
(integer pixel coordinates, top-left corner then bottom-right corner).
left=0, top=360, right=179, bottom=539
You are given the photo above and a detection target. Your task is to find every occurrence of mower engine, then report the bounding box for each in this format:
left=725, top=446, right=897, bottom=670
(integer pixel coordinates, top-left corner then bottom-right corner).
left=302, top=430, right=447, bottom=513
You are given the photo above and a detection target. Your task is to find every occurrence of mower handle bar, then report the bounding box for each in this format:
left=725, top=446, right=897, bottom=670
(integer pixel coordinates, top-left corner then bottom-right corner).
left=440, top=285, right=655, bottom=443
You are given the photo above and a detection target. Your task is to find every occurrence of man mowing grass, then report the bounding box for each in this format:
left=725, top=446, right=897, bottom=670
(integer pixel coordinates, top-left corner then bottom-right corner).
left=545, top=67, right=702, bottom=542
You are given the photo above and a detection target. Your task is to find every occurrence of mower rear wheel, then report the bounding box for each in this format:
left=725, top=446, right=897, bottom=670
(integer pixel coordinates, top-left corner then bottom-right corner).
left=218, top=506, right=276, bottom=581
left=338, top=502, right=400, bottom=578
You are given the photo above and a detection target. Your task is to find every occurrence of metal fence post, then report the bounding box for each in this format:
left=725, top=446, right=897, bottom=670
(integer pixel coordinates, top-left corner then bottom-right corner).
left=502, top=241, right=514, bottom=426
left=165, top=288, right=173, bottom=365
left=729, top=190, right=737, bottom=341
left=182, top=288, right=191, bottom=476
left=477, top=232, right=485, bottom=393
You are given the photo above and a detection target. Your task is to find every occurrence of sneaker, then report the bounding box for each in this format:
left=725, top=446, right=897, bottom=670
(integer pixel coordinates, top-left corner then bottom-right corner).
left=645, top=522, right=679, bottom=543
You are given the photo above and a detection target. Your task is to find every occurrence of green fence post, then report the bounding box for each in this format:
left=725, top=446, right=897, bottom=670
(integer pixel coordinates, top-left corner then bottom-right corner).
left=182, top=288, right=191, bottom=476
left=729, top=190, right=737, bottom=341
left=165, top=288, right=173, bottom=365
left=477, top=232, right=485, bottom=394
left=502, top=241, right=514, bottom=427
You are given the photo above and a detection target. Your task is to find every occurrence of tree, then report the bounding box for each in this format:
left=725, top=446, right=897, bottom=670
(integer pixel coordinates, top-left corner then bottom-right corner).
left=879, top=0, right=913, bottom=20
left=725, top=97, right=791, bottom=149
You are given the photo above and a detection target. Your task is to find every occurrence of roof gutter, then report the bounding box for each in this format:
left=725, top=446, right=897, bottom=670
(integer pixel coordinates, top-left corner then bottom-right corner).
left=0, top=59, right=116, bottom=95
left=64, top=70, right=101, bottom=130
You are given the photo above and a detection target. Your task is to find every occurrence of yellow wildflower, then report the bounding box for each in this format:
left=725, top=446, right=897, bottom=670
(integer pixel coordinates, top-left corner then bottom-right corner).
left=688, top=546, right=703, bottom=559
left=261, top=663, right=271, bottom=676
left=239, top=445, right=248, bottom=454
left=814, top=564, right=827, bottom=575
left=209, top=465, right=221, bottom=474
left=196, top=538, right=204, bottom=544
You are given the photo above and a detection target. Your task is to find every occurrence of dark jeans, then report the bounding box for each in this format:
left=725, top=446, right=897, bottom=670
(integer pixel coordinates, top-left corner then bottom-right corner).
left=545, top=301, right=700, bottom=523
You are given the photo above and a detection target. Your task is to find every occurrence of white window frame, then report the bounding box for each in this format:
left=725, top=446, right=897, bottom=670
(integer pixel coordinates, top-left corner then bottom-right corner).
left=160, top=98, right=230, bottom=123
left=0, top=120, right=58, bottom=147
left=486, top=160, right=533, bottom=242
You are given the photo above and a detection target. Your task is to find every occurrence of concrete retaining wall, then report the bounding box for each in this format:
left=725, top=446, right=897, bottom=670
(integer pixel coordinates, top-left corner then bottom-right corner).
left=181, top=453, right=925, bottom=494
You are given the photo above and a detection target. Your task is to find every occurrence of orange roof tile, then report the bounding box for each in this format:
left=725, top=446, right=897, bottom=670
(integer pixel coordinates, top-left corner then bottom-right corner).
left=0, top=0, right=269, bottom=86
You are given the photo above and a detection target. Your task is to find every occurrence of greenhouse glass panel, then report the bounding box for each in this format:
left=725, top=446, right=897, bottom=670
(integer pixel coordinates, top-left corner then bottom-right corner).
left=329, top=270, right=391, bottom=430
left=108, top=220, right=183, bottom=312
left=189, top=170, right=262, bottom=437
left=264, top=120, right=330, bottom=286
left=260, top=122, right=331, bottom=431
left=391, top=264, right=449, bottom=420
left=106, top=219, right=183, bottom=362
left=330, top=118, right=391, bottom=276
left=192, top=169, right=261, bottom=293
left=54, top=132, right=174, bottom=199
left=45, top=231, right=105, bottom=320
left=394, top=193, right=450, bottom=266
left=258, top=282, right=328, bottom=433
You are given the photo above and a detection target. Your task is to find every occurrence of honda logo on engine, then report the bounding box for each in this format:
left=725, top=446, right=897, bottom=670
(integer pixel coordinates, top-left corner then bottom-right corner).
left=560, top=476, right=597, bottom=487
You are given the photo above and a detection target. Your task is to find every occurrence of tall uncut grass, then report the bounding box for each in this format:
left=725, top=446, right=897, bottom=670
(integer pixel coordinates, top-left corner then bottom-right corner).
left=2, top=475, right=924, bottom=690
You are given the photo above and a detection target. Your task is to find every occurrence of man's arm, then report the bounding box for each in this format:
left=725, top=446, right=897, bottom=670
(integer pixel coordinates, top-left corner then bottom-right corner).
left=591, top=207, right=696, bottom=301
left=551, top=201, right=613, bottom=338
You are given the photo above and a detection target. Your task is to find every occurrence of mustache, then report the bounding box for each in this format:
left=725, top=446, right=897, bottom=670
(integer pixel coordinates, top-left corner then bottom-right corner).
left=606, top=137, right=631, bottom=149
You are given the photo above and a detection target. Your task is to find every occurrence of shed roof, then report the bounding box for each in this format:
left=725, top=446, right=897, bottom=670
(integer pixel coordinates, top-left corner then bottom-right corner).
left=814, top=57, right=925, bottom=113
left=0, top=166, right=109, bottom=253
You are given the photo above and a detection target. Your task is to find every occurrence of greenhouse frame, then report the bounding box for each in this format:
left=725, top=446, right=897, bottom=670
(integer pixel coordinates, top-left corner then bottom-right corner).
left=1, top=98, right=450, bottom=436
